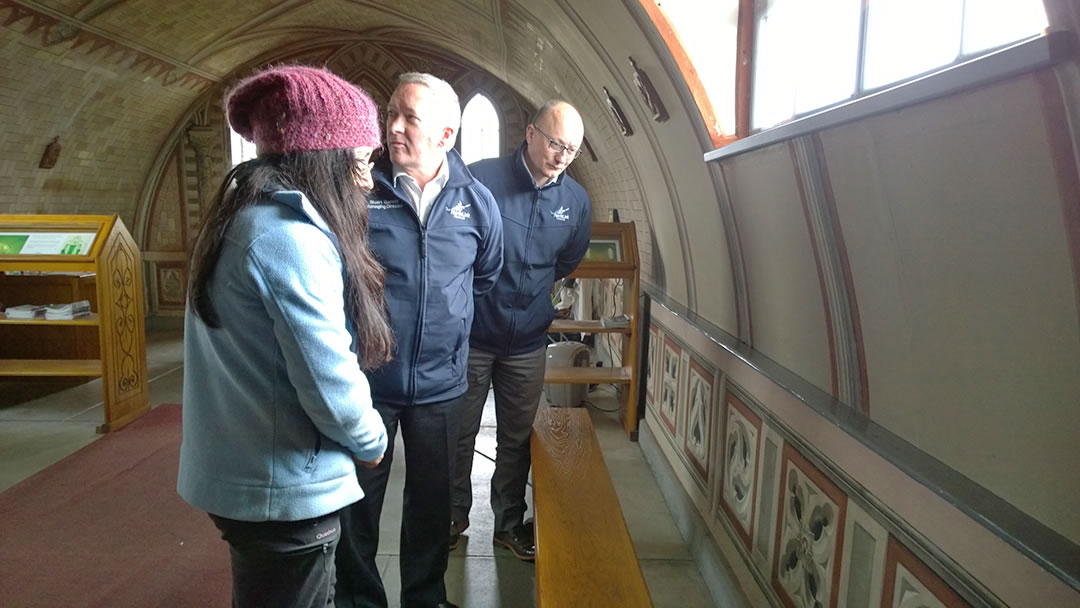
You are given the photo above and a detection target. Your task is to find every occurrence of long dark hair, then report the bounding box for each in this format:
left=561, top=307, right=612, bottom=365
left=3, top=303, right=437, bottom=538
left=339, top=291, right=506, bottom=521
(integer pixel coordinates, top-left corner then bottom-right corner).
left=188, top=149, right=394, bottom=369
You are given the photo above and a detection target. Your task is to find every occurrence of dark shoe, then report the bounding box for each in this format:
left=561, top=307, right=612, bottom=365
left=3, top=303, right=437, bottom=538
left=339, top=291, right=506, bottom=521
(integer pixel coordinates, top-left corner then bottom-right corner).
left=493, top=522, right=535, bottom=561
left=449, top=517, right=469, bottom=550
left=435, top=603, right=460, bottom=608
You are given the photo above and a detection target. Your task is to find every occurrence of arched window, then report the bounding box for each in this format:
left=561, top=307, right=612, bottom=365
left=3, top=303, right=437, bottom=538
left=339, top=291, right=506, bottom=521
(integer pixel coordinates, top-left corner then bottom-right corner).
left=229, top=127, right=257, bottom=166
left=460, top=93, right=500, bottom=165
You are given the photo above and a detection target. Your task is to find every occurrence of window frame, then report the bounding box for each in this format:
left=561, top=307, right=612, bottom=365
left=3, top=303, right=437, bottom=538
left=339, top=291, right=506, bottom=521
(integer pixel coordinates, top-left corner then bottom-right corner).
left=635, top=0, right=740, bottom=147
left=706, top=29, right=1067, bottom=162
left=637, top=1, right=1061, bottom=160
left=458, top=90, right=502, bottom=165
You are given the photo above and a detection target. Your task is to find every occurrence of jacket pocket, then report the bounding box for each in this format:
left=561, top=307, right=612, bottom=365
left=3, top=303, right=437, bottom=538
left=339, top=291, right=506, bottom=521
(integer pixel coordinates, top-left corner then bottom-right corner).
left=451, top=317, right=467, bottom=376
left=304, top=433, right=322, bottom=473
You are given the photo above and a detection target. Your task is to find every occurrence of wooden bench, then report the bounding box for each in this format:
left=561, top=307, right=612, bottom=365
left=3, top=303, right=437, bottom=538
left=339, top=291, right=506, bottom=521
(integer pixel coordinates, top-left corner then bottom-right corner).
left=531, top=406, right=652, bottom=607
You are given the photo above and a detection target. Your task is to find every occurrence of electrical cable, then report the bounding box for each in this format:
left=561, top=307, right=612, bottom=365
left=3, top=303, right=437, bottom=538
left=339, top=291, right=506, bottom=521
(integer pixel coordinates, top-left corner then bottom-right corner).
left=582, top=399, right=620, bottom=413
left=472, top=446, right=533, bottom=489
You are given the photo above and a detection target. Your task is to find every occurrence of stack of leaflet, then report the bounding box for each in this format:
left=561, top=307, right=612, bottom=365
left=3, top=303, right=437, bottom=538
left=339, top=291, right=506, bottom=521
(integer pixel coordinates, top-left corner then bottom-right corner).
left=4, top=304, right=45, bottom=319
left=600, top=313, right=631, bottom=329
left=44, top=300, right=91, bottom=320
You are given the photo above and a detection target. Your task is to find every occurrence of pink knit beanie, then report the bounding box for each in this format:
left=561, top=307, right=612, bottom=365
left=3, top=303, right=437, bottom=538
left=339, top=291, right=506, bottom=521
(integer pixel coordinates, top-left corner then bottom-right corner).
left=226, top=65, right=381, bottom=156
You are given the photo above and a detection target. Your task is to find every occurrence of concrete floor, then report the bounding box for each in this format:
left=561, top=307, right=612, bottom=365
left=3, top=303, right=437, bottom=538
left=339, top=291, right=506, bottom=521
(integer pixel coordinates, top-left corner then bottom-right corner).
left=0, top=325, right=714, bottom=607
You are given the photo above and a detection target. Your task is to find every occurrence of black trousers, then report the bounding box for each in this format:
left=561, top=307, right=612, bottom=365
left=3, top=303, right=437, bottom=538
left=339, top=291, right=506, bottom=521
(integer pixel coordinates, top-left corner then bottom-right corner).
left=210, top=510, right=342, bottom=608
left=335, top=396, right=463, bottom=608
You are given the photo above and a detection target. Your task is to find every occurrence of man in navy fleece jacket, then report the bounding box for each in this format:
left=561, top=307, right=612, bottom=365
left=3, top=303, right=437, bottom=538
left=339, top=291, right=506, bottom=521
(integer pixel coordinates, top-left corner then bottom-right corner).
left=451, top=100, right=592, bottom=560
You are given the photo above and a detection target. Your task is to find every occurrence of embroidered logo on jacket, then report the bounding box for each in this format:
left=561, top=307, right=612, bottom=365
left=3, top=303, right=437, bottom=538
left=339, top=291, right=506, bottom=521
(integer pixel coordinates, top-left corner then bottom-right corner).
left=369, top=199, right=404, bottom=210
left=551, top=206, right=570, bottom=221
left=447, top=201, right=471, bottom=220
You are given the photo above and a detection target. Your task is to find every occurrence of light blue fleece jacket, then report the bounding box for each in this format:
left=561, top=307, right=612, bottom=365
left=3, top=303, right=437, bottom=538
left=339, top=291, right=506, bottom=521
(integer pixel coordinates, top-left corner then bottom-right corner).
left=177, top=190, right=388, bottom=522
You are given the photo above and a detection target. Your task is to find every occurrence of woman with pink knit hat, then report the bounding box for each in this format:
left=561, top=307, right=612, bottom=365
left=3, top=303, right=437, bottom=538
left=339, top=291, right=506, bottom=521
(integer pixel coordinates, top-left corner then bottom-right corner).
left=178, top=65, right=393, bottom=607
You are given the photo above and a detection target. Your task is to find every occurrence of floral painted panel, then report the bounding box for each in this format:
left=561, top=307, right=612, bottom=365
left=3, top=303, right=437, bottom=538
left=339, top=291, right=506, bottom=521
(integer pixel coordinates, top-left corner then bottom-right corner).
left=646, top=324, right=660, bottom=407
left=773, top=445, right=848, bottom=608
left=682, top=356, right=715, bottom=486
left=881, top=536, right=969, bottom=608
left=659, top=336, right=681, bottom=437
left=720, top=390, right=761, bottom=547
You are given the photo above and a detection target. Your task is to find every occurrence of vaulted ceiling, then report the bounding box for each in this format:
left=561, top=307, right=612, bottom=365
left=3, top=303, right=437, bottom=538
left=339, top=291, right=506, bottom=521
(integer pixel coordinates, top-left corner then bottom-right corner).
left=3, top=0, right=758, bottom=336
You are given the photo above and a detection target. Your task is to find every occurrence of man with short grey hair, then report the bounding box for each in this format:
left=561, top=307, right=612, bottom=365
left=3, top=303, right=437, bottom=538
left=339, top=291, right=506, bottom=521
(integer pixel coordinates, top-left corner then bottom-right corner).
left=335, top=72, right=504, bottom=608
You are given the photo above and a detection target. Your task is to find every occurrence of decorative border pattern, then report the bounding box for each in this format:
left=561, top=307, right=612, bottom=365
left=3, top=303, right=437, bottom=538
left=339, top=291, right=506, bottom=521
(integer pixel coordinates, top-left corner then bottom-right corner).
left=881, top=537, right=968, bottom=608
left=646, top=285, right=1079, bottom=604
left=837, top=500, right=889, bottom=608
left=682, top=354, right=715, bottom=486
left=659, top=335, right=681, bottom=437
left=107, top=238, right=140, bottom=396
left=0, top=0, right=215, bottom=90
left=646, top=323, right=660, bottom=406
left=772, top=444, right=848, bottom=608
left=720, top=389, right=761, bottom=548
left=647, top=313, right=990, bottom=608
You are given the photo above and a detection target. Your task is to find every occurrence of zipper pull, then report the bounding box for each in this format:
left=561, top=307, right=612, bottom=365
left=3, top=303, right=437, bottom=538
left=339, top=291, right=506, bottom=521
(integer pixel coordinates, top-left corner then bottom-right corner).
left=420, top=232, right=427, bottom=259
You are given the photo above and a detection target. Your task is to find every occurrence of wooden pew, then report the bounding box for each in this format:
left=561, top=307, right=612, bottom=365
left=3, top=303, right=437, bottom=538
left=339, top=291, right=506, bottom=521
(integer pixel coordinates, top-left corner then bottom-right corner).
left=531, top=406, right=652, bottom=607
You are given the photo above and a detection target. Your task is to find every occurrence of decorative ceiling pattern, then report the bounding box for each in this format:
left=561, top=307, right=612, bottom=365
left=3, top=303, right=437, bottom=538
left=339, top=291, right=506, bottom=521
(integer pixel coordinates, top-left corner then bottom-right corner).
left=0, top=0, right=215, bottom=90
left=0, top=0, right=681, bottom=304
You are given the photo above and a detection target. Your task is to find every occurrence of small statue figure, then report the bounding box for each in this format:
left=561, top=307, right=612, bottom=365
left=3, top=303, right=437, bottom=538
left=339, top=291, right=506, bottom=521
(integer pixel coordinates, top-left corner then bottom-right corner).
left=629, top=56, right=668, bottom=122
left=581, top=136, right=598, bottom=162
left=603, top=87, right=633, bottom=137
left=39, top=136, right=61, bottom=169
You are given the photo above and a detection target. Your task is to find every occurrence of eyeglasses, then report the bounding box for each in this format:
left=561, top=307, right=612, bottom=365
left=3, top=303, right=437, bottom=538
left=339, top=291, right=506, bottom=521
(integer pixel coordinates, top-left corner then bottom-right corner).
left=531, top=124, right=580, bottom=160
left=353, top=149, right=380, bottom=176
left=354, top=159, right=374, bottom=176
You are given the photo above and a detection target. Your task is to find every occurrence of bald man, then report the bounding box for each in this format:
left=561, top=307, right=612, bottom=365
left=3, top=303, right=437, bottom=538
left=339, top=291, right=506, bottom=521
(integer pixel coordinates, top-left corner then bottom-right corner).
left=451, top=100, right=592, bottom=560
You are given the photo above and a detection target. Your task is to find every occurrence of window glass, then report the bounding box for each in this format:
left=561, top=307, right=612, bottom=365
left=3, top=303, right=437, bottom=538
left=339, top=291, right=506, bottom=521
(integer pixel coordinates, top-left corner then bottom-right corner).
left=460, top=93, right=500, bottom=165
left=962, top=0, right=1048, bottom=55
left=752, top=0, right=861, bottom=129
left=229, top=128, right=257, bottom=166
left=863, top=0, right=964, bottom=90
left=652, top=0, right=738, bottom=135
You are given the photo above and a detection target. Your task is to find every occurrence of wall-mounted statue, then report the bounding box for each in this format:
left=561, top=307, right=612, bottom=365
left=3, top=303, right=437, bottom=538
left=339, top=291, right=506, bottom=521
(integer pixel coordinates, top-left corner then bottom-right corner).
left=38, top=136, right=61, bottom=169
left=603, top=86, right=633, bottom=137
left=629, top=56, right=668, bottom=122
left=581, top=136, right=598, bottom=162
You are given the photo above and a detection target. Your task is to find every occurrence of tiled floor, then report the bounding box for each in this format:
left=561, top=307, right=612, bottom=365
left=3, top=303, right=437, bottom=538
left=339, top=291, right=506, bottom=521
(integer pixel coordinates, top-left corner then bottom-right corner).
left=0, top=326, right=714, bottom=607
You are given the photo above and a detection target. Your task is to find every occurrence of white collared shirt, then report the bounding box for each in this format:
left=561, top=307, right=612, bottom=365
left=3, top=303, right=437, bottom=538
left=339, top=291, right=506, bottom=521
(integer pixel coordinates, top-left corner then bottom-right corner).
left=393, top=158, right=450, bottom=227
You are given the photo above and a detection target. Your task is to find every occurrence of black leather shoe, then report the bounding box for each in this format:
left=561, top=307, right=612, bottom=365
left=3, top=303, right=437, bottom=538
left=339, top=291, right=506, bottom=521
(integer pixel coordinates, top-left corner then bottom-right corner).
left=449, top=517, right=469, bottom=550
left=493, top=522, right=535, bottom=561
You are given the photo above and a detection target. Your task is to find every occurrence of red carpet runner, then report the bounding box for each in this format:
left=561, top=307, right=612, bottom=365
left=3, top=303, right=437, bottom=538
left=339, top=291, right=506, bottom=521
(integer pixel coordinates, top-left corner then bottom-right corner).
left=0, top=404, right=231, bottom=607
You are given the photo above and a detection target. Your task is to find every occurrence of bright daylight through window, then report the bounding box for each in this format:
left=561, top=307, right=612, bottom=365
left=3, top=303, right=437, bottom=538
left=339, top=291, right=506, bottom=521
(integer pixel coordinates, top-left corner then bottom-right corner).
left=460, top=93, right=500, bottom=165
left=642, top=0, right=738, bottom=137
left=753, top=0, right=1049, bottom=130
left=229, top=127, right=257, bottom=166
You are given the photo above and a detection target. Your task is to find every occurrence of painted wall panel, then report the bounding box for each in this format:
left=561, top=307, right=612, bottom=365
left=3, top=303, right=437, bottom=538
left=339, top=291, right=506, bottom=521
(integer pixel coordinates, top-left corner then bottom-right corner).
left=819, top=73, right=1080, bottom=544
left=650, top=301, right=1080, bottom=607
left=723, top=146, right=833, bottom=395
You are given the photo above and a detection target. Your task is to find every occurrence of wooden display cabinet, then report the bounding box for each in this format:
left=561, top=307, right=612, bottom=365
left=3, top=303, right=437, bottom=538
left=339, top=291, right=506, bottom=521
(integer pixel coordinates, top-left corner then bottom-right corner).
left=545, top=221, right=641, bottom=439
left=0, top=214, right=149, bottom=432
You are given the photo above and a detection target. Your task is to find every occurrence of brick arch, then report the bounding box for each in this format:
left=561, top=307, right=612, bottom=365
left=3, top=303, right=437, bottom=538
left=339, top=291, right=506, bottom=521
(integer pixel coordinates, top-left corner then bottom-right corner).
left=326, top=41, right=406, bottom=110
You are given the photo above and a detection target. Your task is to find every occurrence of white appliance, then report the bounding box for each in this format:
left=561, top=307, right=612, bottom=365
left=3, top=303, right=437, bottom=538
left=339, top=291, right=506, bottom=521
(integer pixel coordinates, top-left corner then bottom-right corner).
left=543, top=341, right=590, bottom=407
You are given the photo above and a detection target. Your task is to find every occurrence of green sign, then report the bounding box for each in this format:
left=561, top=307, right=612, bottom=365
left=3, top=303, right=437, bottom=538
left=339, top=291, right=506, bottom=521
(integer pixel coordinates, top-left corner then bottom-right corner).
left=584, top=238, right=622, bottom=262
left=0, top=232, right=96, bottom=255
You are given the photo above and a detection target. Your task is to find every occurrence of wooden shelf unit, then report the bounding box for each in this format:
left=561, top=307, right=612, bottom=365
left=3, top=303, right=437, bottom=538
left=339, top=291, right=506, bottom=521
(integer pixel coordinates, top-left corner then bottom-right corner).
left=544, top=221, right=642, bottom=439
left=0, top=214, right=149, bottom=432
left=0, top=358, right=103, bottom=377
left=0, top=312, right=100, bottom=326
left=547, top=319, right=632, bottom=334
